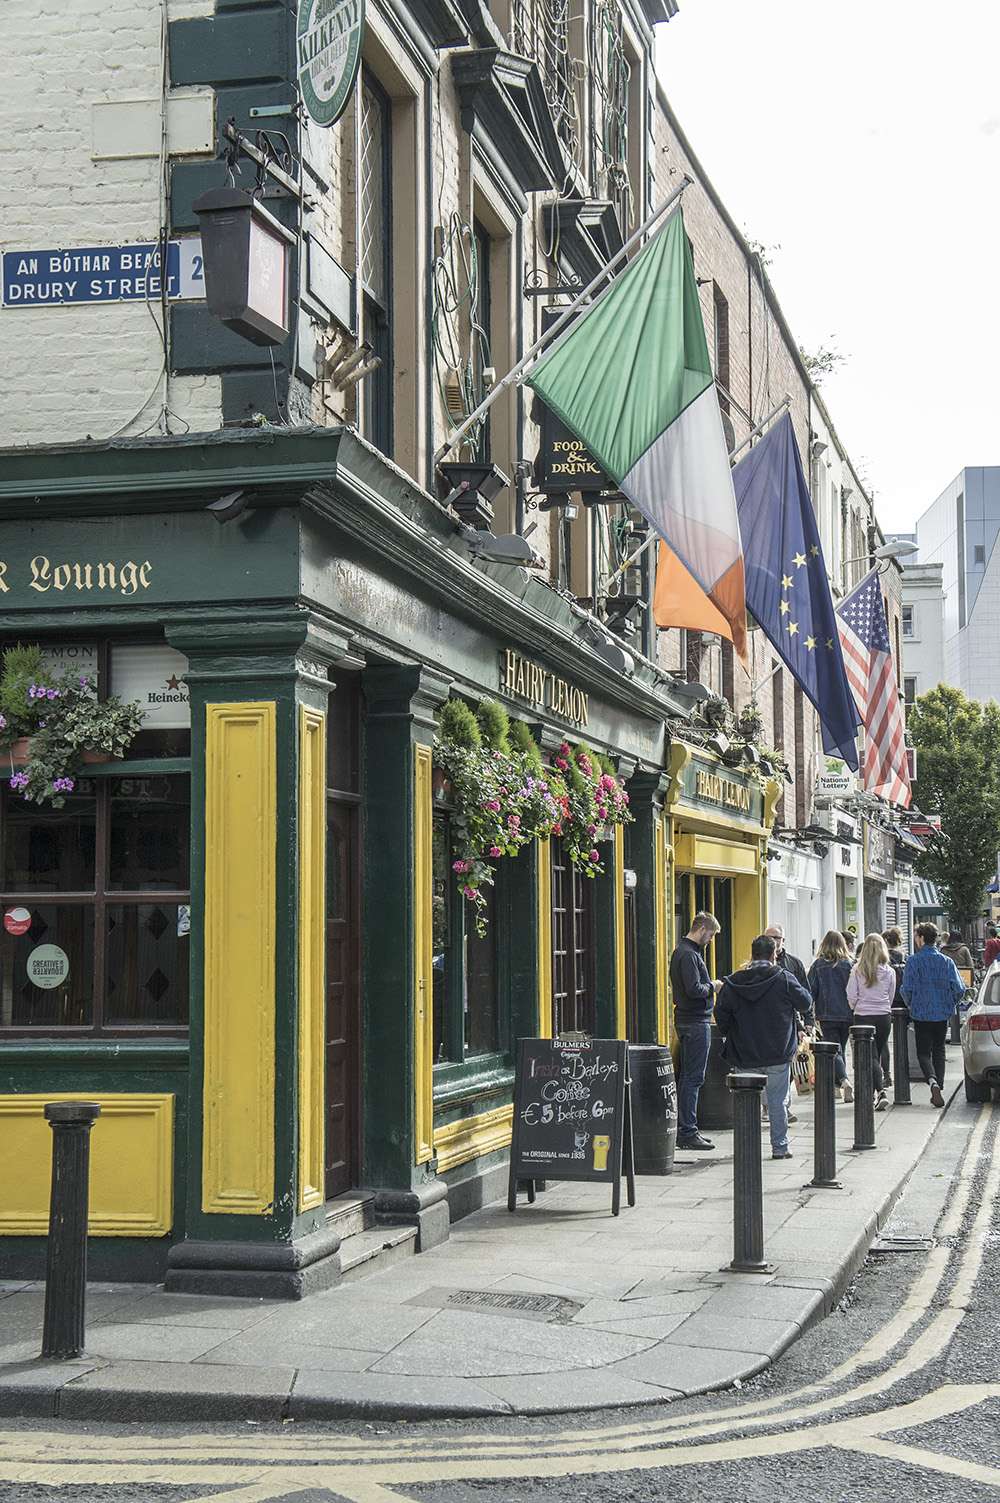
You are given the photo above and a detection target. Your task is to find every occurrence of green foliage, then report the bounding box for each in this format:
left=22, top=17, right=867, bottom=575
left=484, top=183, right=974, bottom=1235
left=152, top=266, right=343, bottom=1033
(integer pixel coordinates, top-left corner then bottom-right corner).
left=476, top=698, right=510, bottom=753
left=0, top=644, right=54, bottom=740
left=508, top=719, right=542, bottom=770
left=5, top=666, right=144, bottom=808
left=908, top=684, right=1000, bottom=927
left=438, top=697, right=481, bottom=750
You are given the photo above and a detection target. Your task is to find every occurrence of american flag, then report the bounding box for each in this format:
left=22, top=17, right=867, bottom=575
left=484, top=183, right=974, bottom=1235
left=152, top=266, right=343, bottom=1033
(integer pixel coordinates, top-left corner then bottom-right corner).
left=836, top=569, right=912, bottom=807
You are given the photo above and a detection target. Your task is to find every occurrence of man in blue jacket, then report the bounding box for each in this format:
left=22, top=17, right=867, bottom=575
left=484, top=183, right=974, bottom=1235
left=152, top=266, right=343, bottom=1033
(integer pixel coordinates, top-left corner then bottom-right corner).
left=669, top=911, right=721, bottom=1151
left=715, top=934, right=815, bottom=1160
left=901, top=921, right=966, bottom=1108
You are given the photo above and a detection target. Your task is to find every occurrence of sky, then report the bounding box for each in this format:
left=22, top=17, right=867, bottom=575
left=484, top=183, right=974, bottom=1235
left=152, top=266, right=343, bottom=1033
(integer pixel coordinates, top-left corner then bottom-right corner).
left=655, top=0, right=1000, bottom=534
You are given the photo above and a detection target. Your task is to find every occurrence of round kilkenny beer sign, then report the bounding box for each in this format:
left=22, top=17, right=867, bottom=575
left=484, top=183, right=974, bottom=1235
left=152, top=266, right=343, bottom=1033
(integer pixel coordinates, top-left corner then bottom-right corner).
left=297, top=0, right=365, bottom=128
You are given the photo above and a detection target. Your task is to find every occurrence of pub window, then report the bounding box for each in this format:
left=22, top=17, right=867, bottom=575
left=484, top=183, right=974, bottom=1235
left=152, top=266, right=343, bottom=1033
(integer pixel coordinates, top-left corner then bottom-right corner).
left=359, top=70, right=393, bottom=456
left=551, top=835, right=594, bottom=1035
left=432, top=808, right=502, bottom=1066
left=0, top=638, right=190, bottom=1033
left=472, top=219, right=492, bottom=465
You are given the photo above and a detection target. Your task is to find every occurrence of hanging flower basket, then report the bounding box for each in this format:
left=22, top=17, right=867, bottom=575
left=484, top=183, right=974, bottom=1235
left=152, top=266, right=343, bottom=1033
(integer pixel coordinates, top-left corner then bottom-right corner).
left=5, top=737, right=32, bottom=767
left=81, top=747, right=125, bottom=765
left=432, top=766, right=452, bottom=802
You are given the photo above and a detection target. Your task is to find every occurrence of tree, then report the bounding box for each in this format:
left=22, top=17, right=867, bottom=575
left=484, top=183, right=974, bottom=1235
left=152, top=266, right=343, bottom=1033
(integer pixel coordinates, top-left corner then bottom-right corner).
left=907, top=685, right=1000, bottom=930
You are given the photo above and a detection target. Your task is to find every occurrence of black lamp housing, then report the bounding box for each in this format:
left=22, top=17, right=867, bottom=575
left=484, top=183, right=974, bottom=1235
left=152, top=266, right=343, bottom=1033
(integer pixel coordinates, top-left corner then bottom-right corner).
left=192, top=188, right=296, bottom=347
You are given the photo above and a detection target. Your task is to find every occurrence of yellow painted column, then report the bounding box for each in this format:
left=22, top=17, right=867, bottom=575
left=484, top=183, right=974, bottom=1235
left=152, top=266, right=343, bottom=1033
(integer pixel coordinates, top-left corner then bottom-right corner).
left=297, top=706, right=326, bottom=1213
left=202, top=702, right=276, bottom=1216
left=614, top=825, right=627, bottom=1039
left=413, top=743, right=434, bottom=1164
left=536, top=838, right=553, bottom=1038
left=655, top=814, right=670, bottom=1045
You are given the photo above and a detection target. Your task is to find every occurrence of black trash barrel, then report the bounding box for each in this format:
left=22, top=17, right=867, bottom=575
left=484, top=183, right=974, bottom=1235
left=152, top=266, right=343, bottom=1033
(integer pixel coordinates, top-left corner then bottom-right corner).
left=629, top=1044, right=677, bottom=1175
left=697, top=1024, right=735, bottom=1131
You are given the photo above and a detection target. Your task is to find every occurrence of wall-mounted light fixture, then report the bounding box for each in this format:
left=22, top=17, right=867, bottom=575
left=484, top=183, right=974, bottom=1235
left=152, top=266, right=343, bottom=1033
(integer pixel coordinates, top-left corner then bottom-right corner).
left=206, top=490, right=248, bottom=524
left=193, top=188, right=296, bottom=347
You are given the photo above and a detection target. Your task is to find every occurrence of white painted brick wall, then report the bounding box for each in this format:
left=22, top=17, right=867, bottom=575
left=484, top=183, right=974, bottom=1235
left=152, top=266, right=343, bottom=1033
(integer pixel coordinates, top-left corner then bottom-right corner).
left=0, top=0, right=220, bottom=448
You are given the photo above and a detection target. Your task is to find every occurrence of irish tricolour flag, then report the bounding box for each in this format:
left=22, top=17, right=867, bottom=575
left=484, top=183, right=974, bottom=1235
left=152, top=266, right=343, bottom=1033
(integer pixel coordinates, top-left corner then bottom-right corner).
left=526, top=209, right=747, bottom=661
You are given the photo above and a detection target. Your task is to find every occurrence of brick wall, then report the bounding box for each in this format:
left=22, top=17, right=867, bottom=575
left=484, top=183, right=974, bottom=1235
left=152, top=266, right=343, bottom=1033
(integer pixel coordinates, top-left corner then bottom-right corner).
left=1, top=0, right=221, bottom=447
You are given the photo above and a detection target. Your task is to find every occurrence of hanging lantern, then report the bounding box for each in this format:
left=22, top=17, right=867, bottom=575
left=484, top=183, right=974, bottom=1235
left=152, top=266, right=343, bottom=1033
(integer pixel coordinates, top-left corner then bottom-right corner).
left=192, top=188, right=296, bottom=347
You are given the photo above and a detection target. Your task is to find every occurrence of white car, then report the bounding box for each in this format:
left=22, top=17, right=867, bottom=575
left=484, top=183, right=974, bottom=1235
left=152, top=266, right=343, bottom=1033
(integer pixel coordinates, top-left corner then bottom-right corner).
left=960, top=961, right=1000, bottom=1102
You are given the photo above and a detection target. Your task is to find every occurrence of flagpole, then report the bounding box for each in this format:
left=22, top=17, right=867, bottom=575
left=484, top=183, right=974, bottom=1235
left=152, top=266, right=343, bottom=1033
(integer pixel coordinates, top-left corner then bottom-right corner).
left=433, top=176, right=693, bottom=466
left=603, top=395, right=794, bottom=596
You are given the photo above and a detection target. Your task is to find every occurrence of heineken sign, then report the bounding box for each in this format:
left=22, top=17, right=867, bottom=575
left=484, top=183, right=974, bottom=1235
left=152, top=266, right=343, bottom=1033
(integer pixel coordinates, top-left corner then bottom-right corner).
left=297, top=0, right=365, bottom=128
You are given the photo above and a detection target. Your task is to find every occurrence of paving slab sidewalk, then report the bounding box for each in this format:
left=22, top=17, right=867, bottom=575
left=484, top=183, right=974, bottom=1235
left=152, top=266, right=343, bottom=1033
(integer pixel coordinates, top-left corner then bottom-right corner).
left=0, top=1087, right=957, bottom=1421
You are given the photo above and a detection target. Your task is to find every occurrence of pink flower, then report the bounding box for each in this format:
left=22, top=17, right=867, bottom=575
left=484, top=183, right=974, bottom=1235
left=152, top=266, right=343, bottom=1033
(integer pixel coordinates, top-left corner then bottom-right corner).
left=489, top=845, right=502, bottom=857
left=463, top=885, right=477, bottom=900
left=589, top=849, right=599, bottom=862
left=622, top=791, right=630, bottom=803
left=555, top=757, right=568, bottom=771
left=484, top=799, right=501, bottom=812
left=597, top=805, right=607, bottom=820
left=588, top=825, right=597, bottom=836
left=452, top=859, right=470, bottom=874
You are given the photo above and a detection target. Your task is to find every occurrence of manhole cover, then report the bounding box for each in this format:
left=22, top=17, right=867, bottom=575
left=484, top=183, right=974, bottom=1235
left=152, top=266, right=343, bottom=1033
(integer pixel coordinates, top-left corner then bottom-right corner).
left=871, top=1236, right=936, bottom=1254
left=406, top=1286, right=582, bottom=1322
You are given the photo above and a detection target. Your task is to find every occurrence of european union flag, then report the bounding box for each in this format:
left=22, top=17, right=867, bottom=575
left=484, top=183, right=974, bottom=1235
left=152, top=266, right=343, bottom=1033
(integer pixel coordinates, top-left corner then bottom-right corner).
left=732, top=413, right=861, bottom=770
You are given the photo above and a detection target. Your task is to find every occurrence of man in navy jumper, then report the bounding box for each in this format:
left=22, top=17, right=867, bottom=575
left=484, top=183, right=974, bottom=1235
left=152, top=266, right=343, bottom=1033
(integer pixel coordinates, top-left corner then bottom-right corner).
left=669, top=911, right=722, bottom=1151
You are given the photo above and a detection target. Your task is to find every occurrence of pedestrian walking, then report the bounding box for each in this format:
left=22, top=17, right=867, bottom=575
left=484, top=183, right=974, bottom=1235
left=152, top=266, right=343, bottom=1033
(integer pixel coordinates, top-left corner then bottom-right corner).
left=983, top=922, right=1000, bottom=970
left=847, top=933, right=896, bottom=1111
left=941, top=930, right=974, bottom=974
left=881, top=925, right=908, bottom=1085
left=764, top=924, right=808, bottom=988
left=763, top=924, right=811, bottom=1123
left=808, top=931, right=854, bottom=1101
left=669, top=910, right=722, bottom=1152
left=715, top=934, right=814, bottom=1160
left=900, top=922, right=966, bottom=1108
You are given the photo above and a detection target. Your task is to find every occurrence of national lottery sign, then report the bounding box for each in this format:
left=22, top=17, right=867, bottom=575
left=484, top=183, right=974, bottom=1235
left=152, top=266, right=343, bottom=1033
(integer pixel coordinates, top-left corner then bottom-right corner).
left=297, top=0, right=365, bottom=128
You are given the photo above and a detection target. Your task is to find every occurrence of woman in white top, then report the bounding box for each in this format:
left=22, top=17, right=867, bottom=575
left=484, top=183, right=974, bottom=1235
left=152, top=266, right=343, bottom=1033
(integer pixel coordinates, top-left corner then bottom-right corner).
left=847, top=933, right=896, bottom=1111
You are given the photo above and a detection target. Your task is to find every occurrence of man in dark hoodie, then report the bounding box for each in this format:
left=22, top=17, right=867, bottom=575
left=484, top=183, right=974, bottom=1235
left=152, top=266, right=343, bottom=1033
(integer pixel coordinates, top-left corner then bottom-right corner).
left=715, top=934, right=815, bottom=1160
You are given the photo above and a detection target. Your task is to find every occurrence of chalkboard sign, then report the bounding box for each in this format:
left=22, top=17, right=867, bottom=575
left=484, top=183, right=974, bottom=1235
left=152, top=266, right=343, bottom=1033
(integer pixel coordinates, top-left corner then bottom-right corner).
left=507, top=1037, right=635, bottom=1216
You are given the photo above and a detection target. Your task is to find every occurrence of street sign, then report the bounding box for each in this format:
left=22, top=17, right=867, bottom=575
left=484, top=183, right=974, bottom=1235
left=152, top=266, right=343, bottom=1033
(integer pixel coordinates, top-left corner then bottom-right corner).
left=1, top=241, right=205, bottom=307
left=297, top=0, right=365, bottom=128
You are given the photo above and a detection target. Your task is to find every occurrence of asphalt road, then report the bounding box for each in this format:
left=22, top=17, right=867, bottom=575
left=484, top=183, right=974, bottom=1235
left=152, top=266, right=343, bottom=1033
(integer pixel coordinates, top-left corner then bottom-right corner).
left=1, top=1097, right=997, bottom=1503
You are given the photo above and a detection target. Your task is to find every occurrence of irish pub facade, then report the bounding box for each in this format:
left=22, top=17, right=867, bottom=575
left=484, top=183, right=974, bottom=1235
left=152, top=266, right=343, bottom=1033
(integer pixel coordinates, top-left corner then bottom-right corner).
left=0, top=428, right=775, bottom=1295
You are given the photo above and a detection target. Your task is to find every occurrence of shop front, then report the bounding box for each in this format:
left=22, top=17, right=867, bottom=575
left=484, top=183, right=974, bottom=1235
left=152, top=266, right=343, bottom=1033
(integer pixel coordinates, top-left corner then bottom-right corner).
left=767, top=841, right=823, bottom=965
left=663, top=744, right=776, bottom=1128
left=665, top=744, right=775, bottom=992
left=0, top=428, right=687, bottom=1294
left=863, top=819, right=896, bottom=938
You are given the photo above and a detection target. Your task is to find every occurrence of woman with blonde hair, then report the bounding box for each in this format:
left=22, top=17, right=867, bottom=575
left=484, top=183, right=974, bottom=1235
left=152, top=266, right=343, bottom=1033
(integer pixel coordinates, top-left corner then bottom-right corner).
left=808, top=930, right=854, bottom=1099
left=848, top=932, right=896, bottom=1111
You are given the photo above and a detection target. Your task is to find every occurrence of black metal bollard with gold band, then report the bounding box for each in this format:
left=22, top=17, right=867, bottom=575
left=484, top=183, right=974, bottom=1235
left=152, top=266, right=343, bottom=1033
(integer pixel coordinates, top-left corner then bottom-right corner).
left=891, top=1007, right=912, bottom=1106
left=726, top=1071, right=772, bottom=1273
left=809, top=1039, right=842, bottom=1189
left=850, top=1026, right=877, bottom=1151
left=41, top=1102, right=101, bottom=1360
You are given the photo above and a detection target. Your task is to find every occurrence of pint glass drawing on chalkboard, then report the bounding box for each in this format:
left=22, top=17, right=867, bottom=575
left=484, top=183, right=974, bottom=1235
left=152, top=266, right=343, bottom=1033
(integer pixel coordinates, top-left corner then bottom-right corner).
left=507, top=1038, right=635, bottom=1216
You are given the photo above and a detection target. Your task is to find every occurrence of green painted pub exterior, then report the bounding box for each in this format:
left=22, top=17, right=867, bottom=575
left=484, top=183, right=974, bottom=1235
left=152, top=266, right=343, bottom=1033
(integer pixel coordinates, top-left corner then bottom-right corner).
left=0, top=427, right=772, bottom=1295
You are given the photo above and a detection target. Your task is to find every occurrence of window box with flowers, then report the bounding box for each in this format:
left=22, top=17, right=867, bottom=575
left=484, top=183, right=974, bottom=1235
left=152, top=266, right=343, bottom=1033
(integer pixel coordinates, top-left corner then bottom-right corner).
left=0, top=645, right=144, bottom=808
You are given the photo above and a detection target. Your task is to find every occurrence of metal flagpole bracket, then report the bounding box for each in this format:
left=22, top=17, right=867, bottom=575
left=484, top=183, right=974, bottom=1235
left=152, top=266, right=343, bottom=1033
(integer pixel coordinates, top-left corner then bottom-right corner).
left=434, top=176, right=694, bottom=467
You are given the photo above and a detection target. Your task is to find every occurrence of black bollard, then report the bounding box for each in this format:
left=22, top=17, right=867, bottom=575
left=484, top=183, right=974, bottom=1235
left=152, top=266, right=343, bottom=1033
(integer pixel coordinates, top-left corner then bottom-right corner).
left=949, top=1006, right=962, bottom=1045
left=850, top=1026, right=877, bottom=1151
left=41, top=1102, right=101, bottom=1360
left=809, top=1040, right=842, bottom=1189
left=891, top=1008, right=912, bottom=1106
left=726, top=1071, right=773, bottom=1273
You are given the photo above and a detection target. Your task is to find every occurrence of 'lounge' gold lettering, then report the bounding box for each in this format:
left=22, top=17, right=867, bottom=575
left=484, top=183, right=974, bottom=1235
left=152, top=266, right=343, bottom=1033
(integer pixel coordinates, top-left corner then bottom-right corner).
left=24, top=555, right=153, bottom=597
